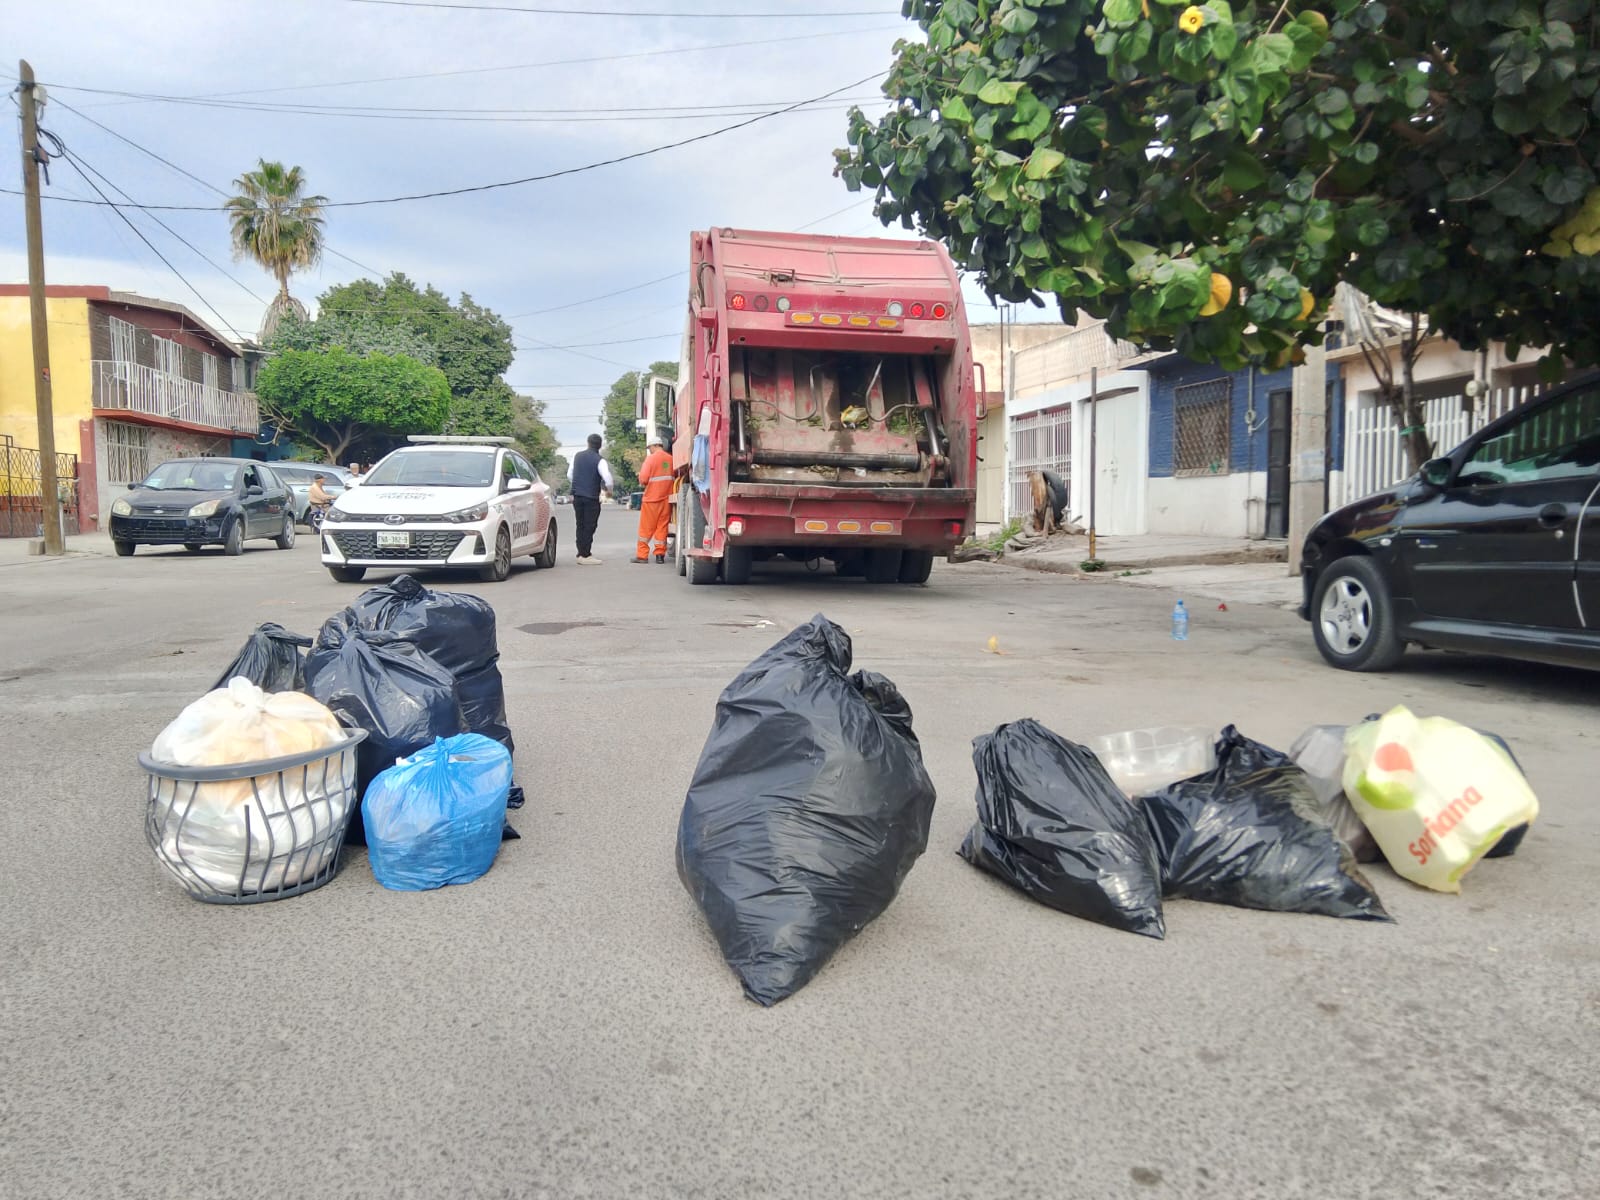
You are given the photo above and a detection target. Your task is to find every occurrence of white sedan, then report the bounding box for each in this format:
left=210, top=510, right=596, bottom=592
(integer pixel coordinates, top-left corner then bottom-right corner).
left=319, top=437, right=557, bottom=583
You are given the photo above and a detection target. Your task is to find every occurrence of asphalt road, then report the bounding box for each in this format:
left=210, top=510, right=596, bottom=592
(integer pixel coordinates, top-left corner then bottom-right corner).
left=2, top=506, right=1597, bottom=1200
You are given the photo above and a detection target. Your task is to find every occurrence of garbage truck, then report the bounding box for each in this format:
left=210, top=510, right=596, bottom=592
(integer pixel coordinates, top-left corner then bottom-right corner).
left=637, top=226, right=981, bottom=586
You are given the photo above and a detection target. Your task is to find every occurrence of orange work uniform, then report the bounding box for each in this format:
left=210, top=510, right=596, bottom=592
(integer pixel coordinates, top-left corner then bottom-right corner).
left=635, top=446, right=675, bottom=559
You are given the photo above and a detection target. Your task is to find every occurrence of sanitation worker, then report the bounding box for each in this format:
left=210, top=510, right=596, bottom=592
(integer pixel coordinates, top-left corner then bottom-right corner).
left=632, top=436, right=675, bottom=564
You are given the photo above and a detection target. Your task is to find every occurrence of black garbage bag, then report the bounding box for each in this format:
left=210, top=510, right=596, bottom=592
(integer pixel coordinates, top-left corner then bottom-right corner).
left=305, top=626, right=466, bottom=846
left=1141, top=726, right=1390, bottom=921
left=323, top=574, right=497, bottom=676
left=212, top=623, right=311, bottom=692
left=959, top=719, right=1165, bottom=939
left=321, top=574, right=513, bottom=755
left=676, top=615, right=937, bottom=1006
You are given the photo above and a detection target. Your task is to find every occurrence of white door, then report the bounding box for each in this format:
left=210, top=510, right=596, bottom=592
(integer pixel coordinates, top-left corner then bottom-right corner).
left=1090, top=390, right=1148, bottom=535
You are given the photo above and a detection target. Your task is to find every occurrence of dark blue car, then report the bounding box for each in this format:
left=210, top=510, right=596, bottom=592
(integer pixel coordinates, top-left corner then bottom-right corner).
left=109, top=457, right=297, bottom=557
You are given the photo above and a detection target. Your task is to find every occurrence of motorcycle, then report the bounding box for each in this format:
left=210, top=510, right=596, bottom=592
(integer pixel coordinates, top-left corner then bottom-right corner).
left=308, top=502, right=330, bottom=534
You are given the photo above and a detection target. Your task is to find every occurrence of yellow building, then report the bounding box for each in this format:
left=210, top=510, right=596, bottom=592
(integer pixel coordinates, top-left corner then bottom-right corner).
left=0, top=286, right=257, bottom=534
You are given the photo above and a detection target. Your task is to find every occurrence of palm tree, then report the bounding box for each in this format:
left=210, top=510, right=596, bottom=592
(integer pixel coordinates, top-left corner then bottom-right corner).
left=226, top=160, right=328, bottom=340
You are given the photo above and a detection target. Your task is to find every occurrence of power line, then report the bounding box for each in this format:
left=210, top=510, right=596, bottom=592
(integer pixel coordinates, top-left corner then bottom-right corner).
left=50, top=97, right=228, bottom=196
left=2, top=71, right=881, bottom=212
left=507, top=271, right=682, bottom=318
left=47, top=139, right=248, bottom=341
left=52, top=25, right=901, bottom=103
left=337, top=0, right=895, bottom=17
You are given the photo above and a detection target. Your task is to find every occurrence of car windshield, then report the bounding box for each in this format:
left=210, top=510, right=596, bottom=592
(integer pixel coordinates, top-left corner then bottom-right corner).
left=140, top=461, right=237, bottom=491
left=363, top=450, right=497, bottom=487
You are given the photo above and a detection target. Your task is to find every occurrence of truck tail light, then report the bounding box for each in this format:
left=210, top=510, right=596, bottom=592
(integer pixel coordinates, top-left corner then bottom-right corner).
left=837, top=520, right=861, bottom=533
left=728, top=519, right=744, bottom=536
left=931, top=303, right=949, bottom=319
left=819, top=314, right=843, bottom=326
left=803, top=520, right=828, bottom=532
left=730, top=294, right=747, bottom=310
left=887, top=301, right=904, bottom=316
left=870, top=521, right=894, bottom=533
left=847, top=315, right=871, bottom=327
left=947, top=520, right=963, bottom=537
left=909, top=302, right=926, bottom=318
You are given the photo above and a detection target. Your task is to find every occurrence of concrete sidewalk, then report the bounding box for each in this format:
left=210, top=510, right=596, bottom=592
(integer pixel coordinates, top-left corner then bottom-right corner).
left=0, top=530, right=117, bottom=564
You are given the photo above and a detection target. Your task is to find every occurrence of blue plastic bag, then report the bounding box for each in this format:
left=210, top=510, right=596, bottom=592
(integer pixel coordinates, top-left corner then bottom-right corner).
left=362, top=734, right=512, bottom=891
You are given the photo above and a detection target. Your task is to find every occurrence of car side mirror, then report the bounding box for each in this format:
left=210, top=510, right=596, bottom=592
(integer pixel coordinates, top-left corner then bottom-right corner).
left=1419, top=458, right=1453, bottom=489
left=246, top=484, right=264, bottom=496
left=507, top=476, right=532, bottom=492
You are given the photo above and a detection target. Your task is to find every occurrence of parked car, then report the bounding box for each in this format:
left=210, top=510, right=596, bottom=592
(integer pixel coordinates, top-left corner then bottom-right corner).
left=554, top=494, right=570, bottom=505
left=320, top=436, right=557, bottom=583
left=1300, top=371, right=1600, bottom=672
left=272, top=464, right=354, bottom=525
left=109, top=458, right=297, bottom=557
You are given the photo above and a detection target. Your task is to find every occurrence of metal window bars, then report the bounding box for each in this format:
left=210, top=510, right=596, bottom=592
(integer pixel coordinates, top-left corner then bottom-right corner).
left=140, top=733, right=366, bottom=904
left=1172, top=377, right=1233, bottom=477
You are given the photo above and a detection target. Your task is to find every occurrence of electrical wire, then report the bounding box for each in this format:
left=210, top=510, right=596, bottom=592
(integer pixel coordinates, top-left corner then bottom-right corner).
left=506, top=271, right=682, bottom=318
left=336, top=0, right=896, bottom=17
left=2, top=71, right=882, bottom=212
left=51, top=26, right=902, bottom=105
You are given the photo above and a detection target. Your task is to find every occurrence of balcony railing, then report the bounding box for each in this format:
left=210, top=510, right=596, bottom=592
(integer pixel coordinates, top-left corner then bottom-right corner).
left=92, top=360, right=259, bottom=435
left=1012, top=322, right=1163, bottom=397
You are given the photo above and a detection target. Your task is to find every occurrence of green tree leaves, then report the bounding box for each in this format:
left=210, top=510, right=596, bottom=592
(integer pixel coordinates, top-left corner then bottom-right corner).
left=840, top=0, right=1600, bottom=371
left=254, top=348, right=450, bottom=462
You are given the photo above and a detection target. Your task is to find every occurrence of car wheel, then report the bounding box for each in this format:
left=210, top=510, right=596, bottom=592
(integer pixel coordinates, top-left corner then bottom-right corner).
left=222, top=519, right=244, bottom=557
left=536, top=520, right=558, bottom=568
left=864, top=548, right=903, bottom=584
left=182, top=543, right=201, bottom=553
left=686, top=489, right=717, bottom=586
left=480, top=525, right=513, bottom=582
left=328, top=565, right=366, bottom=583
left=1312, top=555, right=1405, bottom=671
left=722, top=544, right=753, bottom=585
left=114, top=540, right=135, bottom=557
left=897, top=549, right=934, bottom=584
left=274, top=514, right=296, bottom=550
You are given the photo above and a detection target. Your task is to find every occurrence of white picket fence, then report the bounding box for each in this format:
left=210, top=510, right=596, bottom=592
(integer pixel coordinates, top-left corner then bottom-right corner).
left=1340, top=385, right=1539, bottom=504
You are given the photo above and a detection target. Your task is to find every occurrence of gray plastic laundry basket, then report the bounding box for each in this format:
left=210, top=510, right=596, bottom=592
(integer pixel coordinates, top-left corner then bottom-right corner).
left=140, top=732, right=366, bottom=904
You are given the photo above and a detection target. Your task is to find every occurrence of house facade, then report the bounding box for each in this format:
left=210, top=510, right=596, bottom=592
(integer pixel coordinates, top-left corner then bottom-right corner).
left=969, top=319, right=1069, bottom=525
left=0, top=286, right=260, bottom=533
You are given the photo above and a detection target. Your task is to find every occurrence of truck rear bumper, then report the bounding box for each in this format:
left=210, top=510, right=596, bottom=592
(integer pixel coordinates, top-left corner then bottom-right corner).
left=721, top=483, right=975, bottom=553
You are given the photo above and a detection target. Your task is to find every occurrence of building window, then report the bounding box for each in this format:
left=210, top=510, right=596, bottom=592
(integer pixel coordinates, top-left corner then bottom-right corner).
left=104, top=420, right=152, bottom=484
left=109, top=316, right=137, bottom=364
left=1008, top=404, right=1072, bottom=518
left=155, top=336, right=183, bottom=378
left=201, top=353, right=219, bottom=391
left=231, top=357, right=245, bottom=392
left=1172, top=377, right=1232, bottom=476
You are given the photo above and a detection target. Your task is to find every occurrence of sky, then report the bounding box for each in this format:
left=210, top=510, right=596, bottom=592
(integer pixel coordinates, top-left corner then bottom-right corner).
left=2, top=0, right=1047, bottom=447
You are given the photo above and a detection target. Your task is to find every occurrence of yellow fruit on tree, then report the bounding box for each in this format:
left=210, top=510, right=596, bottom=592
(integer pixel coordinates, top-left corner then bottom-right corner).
left=1198, top=272, right=1233, bottom=317
left=1298, top=289, right=1316, bottom=321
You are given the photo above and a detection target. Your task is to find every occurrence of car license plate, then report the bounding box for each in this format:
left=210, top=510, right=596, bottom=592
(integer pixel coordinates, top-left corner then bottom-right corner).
left=376, top=530, right=411, bottom=548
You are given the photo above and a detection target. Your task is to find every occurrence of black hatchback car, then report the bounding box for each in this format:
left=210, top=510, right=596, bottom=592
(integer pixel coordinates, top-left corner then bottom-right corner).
left=1300, top=372, right=1600, bottom=672
left=109, top=458, right=297, bottom=556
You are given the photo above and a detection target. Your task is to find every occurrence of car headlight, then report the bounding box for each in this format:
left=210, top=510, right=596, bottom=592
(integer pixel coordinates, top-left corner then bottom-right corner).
left=322, top=506, right=350, bottom=523
left=188, top=499, right=221, bottom=518
left=443, top=502, right=490, bottom=523
left=111, top=499, right=132, bottom=517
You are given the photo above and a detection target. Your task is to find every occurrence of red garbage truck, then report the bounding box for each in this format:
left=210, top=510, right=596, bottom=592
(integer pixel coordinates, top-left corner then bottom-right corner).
left=637, top=226, right=981, bottom=586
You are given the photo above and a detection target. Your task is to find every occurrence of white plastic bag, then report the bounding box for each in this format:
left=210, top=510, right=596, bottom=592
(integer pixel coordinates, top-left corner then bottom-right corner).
left=1342, top=706, right=1538, bottom=894
left=150, top=679, right=351, bottom=892
left=1289, top=725, right=1379, bottom=862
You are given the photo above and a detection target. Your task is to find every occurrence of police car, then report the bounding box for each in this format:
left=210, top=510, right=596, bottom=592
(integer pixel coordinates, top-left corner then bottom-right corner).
left=319, top=436, right=557, bottom=583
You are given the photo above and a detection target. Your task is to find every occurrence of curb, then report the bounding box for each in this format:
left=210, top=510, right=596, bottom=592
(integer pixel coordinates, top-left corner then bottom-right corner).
left=999, top=545, right=1288, bottom=576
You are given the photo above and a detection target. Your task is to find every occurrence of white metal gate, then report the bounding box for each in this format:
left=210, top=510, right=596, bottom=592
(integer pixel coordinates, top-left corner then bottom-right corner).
left=1008, top=404, right=1071, bottom=519
left=1341, top=385, right=1536, bottom=504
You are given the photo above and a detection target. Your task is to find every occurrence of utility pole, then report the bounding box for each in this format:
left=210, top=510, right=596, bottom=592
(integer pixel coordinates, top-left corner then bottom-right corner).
left=19, top=60, right=64, bottom=555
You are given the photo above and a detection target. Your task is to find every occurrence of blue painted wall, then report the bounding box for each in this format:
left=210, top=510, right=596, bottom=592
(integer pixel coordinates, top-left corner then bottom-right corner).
left=1145, top=357, right=1295, bottom=477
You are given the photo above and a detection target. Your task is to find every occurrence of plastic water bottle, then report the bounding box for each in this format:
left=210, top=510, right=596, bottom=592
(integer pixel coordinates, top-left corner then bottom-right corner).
left=1171, top=600, right=1189, bottom=642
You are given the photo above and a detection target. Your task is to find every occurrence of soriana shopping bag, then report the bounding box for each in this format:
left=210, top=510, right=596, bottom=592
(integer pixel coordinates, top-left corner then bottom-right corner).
left=1343, top=706, right=1538, bottom=893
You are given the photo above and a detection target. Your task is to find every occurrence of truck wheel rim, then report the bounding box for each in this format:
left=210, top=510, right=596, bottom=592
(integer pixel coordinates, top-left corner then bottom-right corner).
left=1320, top=577, right=1372, bottom=654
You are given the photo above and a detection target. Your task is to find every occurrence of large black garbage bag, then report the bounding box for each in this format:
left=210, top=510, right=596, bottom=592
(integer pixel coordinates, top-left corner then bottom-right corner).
left=321, top=574, right=512, bottom=754
left=305, top=627, right=465, bottom=846
left=959, top=719, right=1165, bottom=938
left=676, top=615, right=937, bottom=1006
left=1141, top=726, right=1390, bottom=921
left=212, top=623, right=311, bottom=693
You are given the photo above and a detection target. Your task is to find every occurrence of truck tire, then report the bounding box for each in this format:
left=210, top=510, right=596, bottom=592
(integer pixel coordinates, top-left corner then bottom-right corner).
left=723, top=545, right=753, bottom=585
left=864, top=548, right=902, bottom=584
left=686, top=489, right=718, bottom=586
left=897, top=550, right=934, bottom=584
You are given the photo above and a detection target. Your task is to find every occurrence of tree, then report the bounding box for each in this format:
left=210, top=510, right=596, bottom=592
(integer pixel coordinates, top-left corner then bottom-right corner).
left=315, top=275, right=522, bottom=437
left=226, top=160, right=327, bottom=341
left=840, top=1, right=1600, bottom=470
left=254, top=348, right=451, bottom=463
left=600, top=360, right=677, bottom=495
left=511, top=393, right=562, bottom=476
